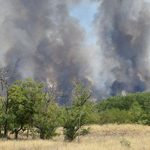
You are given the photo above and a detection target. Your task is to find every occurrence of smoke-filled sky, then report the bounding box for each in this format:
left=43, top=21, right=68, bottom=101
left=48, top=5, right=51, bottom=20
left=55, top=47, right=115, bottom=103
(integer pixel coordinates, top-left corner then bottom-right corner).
left=0, top=0, right=150, bottom=101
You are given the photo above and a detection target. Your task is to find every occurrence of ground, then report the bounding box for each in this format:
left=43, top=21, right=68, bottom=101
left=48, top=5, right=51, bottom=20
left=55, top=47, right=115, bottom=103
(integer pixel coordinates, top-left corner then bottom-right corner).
left=0, top=124, right=150, bottom=150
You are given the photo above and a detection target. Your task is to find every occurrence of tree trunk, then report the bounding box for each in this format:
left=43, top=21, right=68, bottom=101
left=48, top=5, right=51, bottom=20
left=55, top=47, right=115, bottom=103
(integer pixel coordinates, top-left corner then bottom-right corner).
left=4, top=93, right=9, bottom=138
left=27, top=128, right=29, bottom=138
left=40, top=130, right=45, bottom=139
left=4, top=120, right=8, bottom=138
left=15, top=130, right=18, bottom=140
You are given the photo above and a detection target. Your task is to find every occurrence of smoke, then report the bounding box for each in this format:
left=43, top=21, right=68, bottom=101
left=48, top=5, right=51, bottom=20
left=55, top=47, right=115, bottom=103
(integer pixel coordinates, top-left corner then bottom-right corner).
left=0, top=0, right=150, bottom=101
left=0, top=0, right=94, bottom=101
left=94, top=0, right=150, bottom=98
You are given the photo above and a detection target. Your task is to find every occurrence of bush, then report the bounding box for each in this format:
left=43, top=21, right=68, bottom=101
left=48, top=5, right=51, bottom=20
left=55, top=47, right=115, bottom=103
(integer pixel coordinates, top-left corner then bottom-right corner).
left=99, top=108, right=132, bottom=124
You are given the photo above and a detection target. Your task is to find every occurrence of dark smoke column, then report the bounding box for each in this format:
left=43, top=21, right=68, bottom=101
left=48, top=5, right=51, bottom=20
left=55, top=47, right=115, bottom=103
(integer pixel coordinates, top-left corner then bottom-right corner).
left=0, top=0, right=92, bottom=101
left=94, top=0, right=150, bottom=96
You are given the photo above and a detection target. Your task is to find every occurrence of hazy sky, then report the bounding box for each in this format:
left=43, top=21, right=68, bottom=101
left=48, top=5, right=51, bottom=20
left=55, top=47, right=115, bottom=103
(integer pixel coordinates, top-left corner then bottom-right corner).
left=70, top=0, right=99, bottom=45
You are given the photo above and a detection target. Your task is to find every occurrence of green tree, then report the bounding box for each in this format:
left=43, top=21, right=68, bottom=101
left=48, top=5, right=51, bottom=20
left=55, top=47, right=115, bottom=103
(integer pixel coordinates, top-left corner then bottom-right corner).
left=8, top=78, right=44, bottom=139
left=129, top=101, right=142, bottom=123
left=62, top=78, right=92, bottom=141
left=33, top=82, right=62, bottom=139
left=0, top=67, right=9, bottom=138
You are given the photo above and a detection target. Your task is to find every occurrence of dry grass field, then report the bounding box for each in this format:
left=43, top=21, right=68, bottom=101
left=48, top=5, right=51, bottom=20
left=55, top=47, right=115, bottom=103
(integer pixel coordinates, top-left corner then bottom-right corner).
left=0, top=124, right=150, bottom=150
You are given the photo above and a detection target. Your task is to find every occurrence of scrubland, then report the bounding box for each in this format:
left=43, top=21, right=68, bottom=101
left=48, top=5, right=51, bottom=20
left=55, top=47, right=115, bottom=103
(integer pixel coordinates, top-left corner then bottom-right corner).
left=0, top=124, right=150, bottom=150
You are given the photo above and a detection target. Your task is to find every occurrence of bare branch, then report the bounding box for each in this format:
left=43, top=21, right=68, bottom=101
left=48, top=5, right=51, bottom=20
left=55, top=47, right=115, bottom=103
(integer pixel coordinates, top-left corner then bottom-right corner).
left=43, top=80, right=62, bottom=111
left=0, top=67, right=9, bottom=106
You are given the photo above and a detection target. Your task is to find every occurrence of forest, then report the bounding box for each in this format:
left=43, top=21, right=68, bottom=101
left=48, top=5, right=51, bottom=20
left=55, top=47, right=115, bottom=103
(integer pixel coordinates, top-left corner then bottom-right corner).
left=0, top=67, right=150, bottom=141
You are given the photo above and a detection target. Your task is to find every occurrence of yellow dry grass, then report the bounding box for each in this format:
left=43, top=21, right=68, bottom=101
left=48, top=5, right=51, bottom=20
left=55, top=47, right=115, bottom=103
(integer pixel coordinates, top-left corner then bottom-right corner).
left=1, top=124, right=150, bottom=150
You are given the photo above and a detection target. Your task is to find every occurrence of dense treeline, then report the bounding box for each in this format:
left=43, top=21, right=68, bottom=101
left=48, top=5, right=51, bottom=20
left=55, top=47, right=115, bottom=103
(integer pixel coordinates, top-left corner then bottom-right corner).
left=95, top=92, right=150, bottom=125
left=0, top=68, right=150, bottom=141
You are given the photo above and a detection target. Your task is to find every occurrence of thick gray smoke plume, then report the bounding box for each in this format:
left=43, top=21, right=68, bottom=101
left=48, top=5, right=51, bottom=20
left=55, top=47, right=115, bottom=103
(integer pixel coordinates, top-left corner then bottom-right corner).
left=0, top=0, right=150, bottom=101
left=94, top=0, right=150, bottom=98
left=0, top=0, right=90, bottom=91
